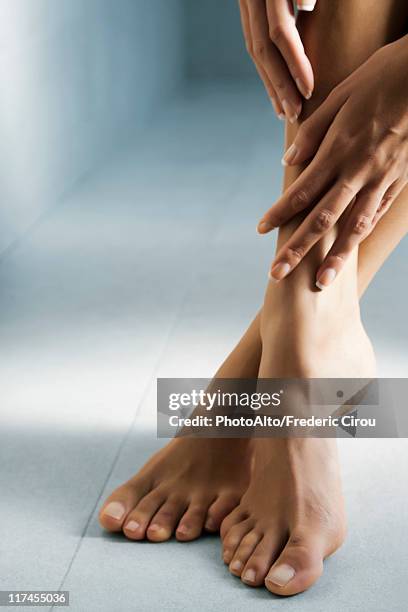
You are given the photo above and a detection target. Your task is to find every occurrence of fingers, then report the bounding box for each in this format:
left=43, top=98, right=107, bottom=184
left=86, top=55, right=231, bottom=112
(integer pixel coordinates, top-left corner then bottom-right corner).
left=257, top=157, right=333, bottom=232
left=372, top=178, right=405, bottom=225
left=239, top=0, right=284, bottom=118
left=282, top=84, right=349, bottom=166
left=269, top=182, right=358, bottom=281
left=266, top=0, right=314, bottom=99
left=315, top=180, right=402, bottom=289
left=245, top=0, right=302, bottom=122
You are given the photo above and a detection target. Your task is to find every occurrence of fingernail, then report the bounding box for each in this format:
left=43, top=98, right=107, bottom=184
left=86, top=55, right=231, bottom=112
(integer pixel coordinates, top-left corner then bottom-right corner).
left=278, top=113, right=286, bottom=121
left=266, top=564, right=296, bottom=587
left=125, top=520, right=140, bottom=532
left=243, top=569, right=256, bottom=583
left=176, top=524, right=190, bottom=535
left=281, top=143, right=298, bottom=166
left=230, top=560, right=243, bottom=572
left=297, top=1, right=316, bottom=11
left=271, top=98, right=280, bottom=118
left=103, top=502, right=125, bottom=521
left=269, top=262, right=291, bottom=282
left=295, top=77, right=312, bottom=100
left=257, top=220, right=273, bottom=233
left=316, top=267, right=337, bottom=290
left=282, top=99, right=298, bottom=124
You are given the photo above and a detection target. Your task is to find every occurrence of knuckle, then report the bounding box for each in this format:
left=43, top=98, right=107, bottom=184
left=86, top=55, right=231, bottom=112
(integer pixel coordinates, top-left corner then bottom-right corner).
left=155, top=510, right=174, bottom=520
left=352, top=214, right=371, bottom=235
left=313, top=208, right=335, bottom=233
left=288, top=531, right=309, bottom=549
left=330, top=253, right=347, bottom=264
left=297, top=122, right=310, bottom=142
left=269, top=23, right=284, bottom=43
left=242, top=531, right=259, bottom=545
left=338, top=181, right=355, bottom=197
left=187, top=505, right=203, bottom=517
left=274, top=77, right=285, bottom=91
left=378, top=195, right=393, bottom=212
left=287, top=245, right=306, bottom=262
left=290, top=189, right=309, bottom=212
left=365, top=151, right=382, bottom=173
left=253, top=39, right=266, bottom=60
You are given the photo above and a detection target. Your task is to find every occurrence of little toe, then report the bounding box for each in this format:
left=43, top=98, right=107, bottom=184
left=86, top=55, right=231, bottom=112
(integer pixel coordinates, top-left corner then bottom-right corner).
left=176, top=501, right=209, bottom=541
left=99, top=482, right=147, bottom=532
left=222, top=519, right=253, bottom=565
left=264, top=531, right=324, bottom=596
left=146, top=497, right=187, bottom=542
left=229, top=531, right=262, bottom=577
left=205, top=493, right=241, bottom=533
left=122, top=490, right=165, bottom=540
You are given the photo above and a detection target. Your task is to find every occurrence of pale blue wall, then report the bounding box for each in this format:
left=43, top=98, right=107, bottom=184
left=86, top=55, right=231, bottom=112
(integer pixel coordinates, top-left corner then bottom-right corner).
left=183, top=0, right=254, bottom=78
left=0, top=0, right=184, bottom=254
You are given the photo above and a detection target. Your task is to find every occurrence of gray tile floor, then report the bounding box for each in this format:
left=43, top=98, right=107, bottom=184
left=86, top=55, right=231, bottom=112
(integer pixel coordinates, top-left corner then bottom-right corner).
left=1, top=83, right=407, bottom=611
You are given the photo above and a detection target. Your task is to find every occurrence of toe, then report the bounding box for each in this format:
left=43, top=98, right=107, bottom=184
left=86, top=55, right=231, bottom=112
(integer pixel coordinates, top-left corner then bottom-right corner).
left=229, top=531, right=262, bottom=577
left=241, top=534, right=284, bottom=587
left=264, top=531, right=324, bottom=596
left=222, top=518, right=253, bottom=565
left=205, top=493, right=241, bottom=533
left=176, top=500, right=209, bottom=541
left=220, top=506, right=247, bottom=540
left=122, top=490, right=165, bottom=540
left=146, top=496, right=187, bottom=542
left=99, top=481, right=148, bottom=532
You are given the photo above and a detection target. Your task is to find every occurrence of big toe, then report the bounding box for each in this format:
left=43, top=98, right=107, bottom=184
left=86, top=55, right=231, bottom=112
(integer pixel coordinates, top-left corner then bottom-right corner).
left=264, top=532, right=324, bottom=596
left=99, top=483, right=145, bottom=532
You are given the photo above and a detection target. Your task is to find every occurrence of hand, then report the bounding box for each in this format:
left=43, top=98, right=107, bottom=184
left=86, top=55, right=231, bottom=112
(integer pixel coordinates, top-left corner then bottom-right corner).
left=257, top=37, right=408, bottom=288
left=239, top=0, right=316, bottom=123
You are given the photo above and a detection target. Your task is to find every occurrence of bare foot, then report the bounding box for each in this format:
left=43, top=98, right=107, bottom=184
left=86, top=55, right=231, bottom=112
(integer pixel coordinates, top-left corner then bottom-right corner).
left=99, top=438, right=251, bottom=542
left=99, top=313, right=263, bottom=542
left=221, top=292, right=376, bottom=595
left=222, top=437, right=346, bottom=595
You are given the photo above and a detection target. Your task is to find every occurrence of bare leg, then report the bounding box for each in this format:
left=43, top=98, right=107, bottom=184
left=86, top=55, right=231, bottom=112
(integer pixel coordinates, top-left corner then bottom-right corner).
left=220, top=0, right=408, bottom=596
left=100, top=0, right=408, bottom=549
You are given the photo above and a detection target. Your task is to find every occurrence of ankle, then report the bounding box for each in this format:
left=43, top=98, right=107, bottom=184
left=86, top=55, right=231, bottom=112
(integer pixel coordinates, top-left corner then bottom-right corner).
left=261, top=279, right=361, bottom=343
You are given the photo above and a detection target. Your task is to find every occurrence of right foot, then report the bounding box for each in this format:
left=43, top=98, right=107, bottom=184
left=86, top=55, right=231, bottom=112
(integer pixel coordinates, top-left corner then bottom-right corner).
left=99, top=438, right=251, bottom=542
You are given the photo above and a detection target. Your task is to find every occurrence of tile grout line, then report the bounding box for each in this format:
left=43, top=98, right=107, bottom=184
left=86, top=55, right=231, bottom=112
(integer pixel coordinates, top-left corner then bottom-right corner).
left=51, top=103, right=267, bottom=608
left=51, top=269, right=197, bottom=609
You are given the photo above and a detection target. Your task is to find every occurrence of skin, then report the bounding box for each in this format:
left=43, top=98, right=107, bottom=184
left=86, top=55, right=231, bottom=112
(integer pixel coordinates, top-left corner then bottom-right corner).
left=260, top=35, right=408, bottom=288
left=238, top=0, right=316, bottom=120
left=100, top=0, right=408, bottom=597
left=220, top=0, right=408, bottom=595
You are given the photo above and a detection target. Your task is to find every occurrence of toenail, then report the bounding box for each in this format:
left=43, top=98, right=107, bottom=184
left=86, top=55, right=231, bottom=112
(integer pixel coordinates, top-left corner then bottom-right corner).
left=230, top=560, right=243, bottom=572
left=242, top=569, right=256, bottom=584
left=176, top=524, right=190, bottom=535
left=266, top=564, right=296, bottom=587
left=125, top=520, right=140, bottom=532
left=103, top=502, right=125, bottom=521
left=223, top=550, right=232, bottom=562
left=205, top=518, right=216, bottom=530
